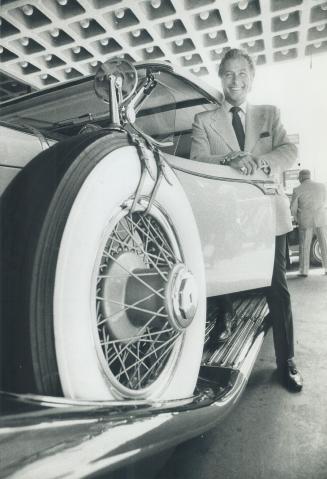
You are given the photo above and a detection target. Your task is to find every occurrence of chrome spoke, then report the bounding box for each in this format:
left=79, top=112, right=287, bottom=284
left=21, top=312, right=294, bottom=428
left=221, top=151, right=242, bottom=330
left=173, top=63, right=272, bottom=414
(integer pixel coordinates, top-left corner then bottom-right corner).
left=136, top=340, right=141, bottom=385
left=104, top=232, right=170, bottom=273
left=120, top=217, right=169, bottom=281
left=137, top=215, right=177, bottom=266
left=127, top=215, right=176, bottom=268
left=115, top=333, right=179, bottom=380
left=96, top=288, right=165, bottom=326
left=126, top=214, right=173, bottom=268
left=103, top=251, right=165, bottom=300
left=99, top=327, right=174, bottom=346
left=98, top=297, right=167, bottom=318
left=146, top=327, right=159, bottom=360
left=98, top=272, right=161, bottom=279
left=113, top=342, right=130, bottom=383
left=135, top=213, right=175, bottom=259
left=142, top=214, right=178, bottom=264
left=136, top=339, right=178, bottom=388
left=103, top=326, right=109, bottom=363
left=123, top=343, right=151, bottom=372
left=107, top=305, right=167, bottom=365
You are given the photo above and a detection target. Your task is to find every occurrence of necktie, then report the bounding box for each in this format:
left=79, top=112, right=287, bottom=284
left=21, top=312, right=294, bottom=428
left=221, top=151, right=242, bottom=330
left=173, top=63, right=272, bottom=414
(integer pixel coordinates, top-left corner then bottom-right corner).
left=230, top=106, right=245, bottom=151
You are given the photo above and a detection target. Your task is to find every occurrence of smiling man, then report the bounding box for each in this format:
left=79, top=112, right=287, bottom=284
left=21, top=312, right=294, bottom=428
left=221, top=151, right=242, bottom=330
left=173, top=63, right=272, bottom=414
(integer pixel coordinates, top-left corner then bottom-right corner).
left=190, top=48, right=303, bottom=392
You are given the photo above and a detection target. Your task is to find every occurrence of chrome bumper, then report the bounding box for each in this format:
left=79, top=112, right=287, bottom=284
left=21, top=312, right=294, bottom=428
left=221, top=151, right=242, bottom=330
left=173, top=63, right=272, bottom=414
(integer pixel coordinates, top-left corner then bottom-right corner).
left=0, top=301, right=270, bottom=479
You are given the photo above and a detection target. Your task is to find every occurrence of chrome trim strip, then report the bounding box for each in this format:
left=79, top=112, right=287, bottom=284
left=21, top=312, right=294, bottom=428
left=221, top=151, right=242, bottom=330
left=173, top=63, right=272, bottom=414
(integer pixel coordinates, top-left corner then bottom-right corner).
left=0, top=164, right=22, bottom=170
left=171, top=164, right=276, bottom=195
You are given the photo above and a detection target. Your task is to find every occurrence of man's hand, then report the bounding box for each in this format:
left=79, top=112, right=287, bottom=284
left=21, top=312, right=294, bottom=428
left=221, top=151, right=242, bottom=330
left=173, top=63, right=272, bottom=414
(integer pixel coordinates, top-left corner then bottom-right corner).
left=225, top=151, right=258, bottom=175
left=253, top=156, right=271, bottom=175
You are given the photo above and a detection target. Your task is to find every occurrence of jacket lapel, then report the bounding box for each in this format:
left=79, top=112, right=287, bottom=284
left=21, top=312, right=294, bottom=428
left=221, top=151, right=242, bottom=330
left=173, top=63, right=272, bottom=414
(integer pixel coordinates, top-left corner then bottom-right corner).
left=244, top=105, right=265, bottom=152
left=209, top=106, right=240, bottom=151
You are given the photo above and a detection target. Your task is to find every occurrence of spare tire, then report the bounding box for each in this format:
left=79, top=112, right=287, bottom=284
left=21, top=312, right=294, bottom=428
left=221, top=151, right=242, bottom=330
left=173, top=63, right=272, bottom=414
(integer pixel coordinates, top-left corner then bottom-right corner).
left=1, top=132, right=205, bottom=401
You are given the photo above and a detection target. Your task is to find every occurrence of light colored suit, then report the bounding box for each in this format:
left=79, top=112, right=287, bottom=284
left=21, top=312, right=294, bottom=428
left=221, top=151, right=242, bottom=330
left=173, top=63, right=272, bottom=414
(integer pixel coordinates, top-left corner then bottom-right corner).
left=291, top=179, right=327, bottom=228
left=291, top=179, right=327, bottom=274
left=191, top=102, right=298, bottom=365
left=190, top=103, right=297, bottom=235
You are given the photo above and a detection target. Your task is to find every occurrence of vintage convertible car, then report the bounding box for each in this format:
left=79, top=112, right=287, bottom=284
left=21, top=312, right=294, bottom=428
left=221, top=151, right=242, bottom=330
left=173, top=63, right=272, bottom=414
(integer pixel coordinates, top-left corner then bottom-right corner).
left=0, top=59, right=276, bottom=478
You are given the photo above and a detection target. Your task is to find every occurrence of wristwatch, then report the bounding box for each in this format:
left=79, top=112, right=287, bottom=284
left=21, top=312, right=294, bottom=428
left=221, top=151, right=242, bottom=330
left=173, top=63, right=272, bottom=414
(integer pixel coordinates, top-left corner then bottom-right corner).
left=220, top=155, right=231, bottom=165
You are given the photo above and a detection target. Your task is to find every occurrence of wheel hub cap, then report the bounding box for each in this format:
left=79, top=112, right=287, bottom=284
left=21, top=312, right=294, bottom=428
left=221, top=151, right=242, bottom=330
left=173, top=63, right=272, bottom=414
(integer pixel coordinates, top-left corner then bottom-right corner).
left=165, top=264, right=198, bottom=331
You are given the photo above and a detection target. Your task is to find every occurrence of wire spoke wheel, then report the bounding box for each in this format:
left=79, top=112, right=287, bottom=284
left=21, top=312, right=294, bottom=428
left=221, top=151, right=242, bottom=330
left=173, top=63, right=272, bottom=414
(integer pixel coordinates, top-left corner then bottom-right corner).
left=95, top=210, right=185, bottom=396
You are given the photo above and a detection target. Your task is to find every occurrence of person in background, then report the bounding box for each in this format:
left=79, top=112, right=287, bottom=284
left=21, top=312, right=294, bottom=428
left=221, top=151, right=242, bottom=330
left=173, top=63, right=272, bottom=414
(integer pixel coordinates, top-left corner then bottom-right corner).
left=291, top=169, right=327, bottom=277
left=190, top=48, right=303, bottom=392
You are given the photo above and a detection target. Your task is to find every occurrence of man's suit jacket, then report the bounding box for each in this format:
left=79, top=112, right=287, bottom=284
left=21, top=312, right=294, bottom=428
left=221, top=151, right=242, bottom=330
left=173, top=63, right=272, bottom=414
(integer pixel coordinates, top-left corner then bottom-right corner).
left=291, top=179, right=327, bottom=228
left=190, top=103, right=298, bottom=235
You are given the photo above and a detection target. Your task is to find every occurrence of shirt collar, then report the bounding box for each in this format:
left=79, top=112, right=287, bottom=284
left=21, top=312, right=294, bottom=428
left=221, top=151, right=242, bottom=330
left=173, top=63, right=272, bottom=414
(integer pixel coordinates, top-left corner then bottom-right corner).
left=224, top=100, right=247, bottom=114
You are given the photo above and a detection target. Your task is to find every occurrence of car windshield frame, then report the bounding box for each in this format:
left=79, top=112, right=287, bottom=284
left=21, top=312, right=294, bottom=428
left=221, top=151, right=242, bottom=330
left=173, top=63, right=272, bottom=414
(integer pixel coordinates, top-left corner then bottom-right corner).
left=0, top=60, right=222, bottom=141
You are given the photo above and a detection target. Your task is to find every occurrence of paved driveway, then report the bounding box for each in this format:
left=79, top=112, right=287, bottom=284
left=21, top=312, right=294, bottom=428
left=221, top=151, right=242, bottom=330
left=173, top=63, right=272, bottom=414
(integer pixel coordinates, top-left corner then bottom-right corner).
left=157, top=266, right=327, bottom=479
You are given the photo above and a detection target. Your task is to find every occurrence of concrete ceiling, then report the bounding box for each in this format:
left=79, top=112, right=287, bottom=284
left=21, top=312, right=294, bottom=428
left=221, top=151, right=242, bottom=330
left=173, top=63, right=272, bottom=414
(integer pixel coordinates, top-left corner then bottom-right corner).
left=1, top=0, right=327, bottom=103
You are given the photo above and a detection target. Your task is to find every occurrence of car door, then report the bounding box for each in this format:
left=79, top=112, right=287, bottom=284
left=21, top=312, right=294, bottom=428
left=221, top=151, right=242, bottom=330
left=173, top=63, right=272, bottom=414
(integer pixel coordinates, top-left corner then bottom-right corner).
left=165, top=155, right=276, bottom=296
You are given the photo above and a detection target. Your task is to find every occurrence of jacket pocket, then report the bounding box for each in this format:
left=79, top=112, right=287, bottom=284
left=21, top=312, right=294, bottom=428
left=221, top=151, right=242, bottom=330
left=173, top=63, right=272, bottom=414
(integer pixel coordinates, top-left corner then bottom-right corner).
left=253, top=136, right=273, bottom=155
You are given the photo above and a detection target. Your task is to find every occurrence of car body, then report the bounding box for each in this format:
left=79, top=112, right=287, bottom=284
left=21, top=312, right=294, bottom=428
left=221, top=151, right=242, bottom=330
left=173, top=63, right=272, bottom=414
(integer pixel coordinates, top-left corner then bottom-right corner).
left=0, top=59, right=276, bottom=478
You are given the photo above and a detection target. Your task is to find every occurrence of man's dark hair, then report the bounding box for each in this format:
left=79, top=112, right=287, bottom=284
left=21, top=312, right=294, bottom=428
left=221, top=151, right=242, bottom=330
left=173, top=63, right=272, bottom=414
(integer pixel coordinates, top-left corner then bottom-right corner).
left=218, top=48, right=255, bottom=78
left=299, top=169, right=311, bottom=181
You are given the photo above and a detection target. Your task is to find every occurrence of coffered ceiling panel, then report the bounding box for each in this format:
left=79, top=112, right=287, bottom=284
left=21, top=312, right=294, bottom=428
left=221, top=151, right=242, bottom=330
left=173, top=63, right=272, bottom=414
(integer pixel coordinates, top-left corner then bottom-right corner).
left=0, top=0, right=327, bottom=102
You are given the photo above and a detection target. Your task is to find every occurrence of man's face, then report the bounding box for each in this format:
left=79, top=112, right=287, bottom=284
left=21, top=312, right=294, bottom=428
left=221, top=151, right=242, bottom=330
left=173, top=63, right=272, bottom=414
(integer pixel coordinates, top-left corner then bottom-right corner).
left=220, top=57, right=254, bottom=106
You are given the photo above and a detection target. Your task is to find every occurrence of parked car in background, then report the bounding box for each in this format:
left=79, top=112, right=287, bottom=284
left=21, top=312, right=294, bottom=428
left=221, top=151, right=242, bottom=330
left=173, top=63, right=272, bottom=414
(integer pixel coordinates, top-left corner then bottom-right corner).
left=1, top=58, right=276, bottom=478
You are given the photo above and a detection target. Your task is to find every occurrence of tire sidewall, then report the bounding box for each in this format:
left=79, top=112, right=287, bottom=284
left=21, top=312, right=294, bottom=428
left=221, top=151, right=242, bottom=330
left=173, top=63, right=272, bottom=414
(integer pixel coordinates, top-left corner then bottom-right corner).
left=310, top=236, right=322, bottom=266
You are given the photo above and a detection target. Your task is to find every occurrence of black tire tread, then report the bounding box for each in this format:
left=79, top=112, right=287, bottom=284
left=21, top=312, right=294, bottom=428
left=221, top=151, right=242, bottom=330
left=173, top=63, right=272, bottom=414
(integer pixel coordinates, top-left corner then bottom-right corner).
left=310, top=236, right=322, bottom=266
left=0, top=130, right=133, bottom=395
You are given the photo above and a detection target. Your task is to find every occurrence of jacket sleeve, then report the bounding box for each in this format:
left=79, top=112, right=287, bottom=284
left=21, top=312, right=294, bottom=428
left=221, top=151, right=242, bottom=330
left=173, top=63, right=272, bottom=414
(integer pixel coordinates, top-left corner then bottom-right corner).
left=190, top=113, right=225, bottom=164
left=257, top=107, right=297, bottom=174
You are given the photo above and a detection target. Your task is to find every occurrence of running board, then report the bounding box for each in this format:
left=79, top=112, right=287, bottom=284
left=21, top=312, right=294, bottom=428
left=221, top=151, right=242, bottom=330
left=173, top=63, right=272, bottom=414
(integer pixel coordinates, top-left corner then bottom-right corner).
left=202, top=293, right=269, bottom=370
